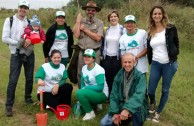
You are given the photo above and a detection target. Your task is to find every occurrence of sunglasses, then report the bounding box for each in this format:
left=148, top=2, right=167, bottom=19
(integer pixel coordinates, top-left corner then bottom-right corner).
left=86, top=9, right=96, bottom=12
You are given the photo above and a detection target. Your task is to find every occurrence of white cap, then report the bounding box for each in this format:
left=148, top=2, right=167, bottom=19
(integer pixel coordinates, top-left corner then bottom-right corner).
left=18, top=0, right=30, bottom=8
left=124, top=15, right=136, bottom=23
left=56, top=11, right=65, bottom=17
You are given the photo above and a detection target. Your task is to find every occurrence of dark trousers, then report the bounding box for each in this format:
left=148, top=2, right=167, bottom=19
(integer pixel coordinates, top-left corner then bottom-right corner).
left=37, top=84, right=73, bottom=110
left=6, top=53, right=35, bottom=108
left=101, top=56, right=121, bottom=97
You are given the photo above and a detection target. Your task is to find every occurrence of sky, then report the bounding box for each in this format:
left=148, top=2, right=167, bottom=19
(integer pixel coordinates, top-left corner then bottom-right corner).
left=0, top=0, right=70, bottom=9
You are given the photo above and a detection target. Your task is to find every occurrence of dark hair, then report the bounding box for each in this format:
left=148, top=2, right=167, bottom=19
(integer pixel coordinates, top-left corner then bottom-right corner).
left=107, top=10, right=119, bottom=22
left=148, top=5, right=170, bottom=37
left=50, top=49, right=61, bottom=58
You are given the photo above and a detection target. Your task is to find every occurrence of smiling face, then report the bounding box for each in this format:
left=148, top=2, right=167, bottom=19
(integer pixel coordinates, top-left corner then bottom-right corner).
left=18, top=6, right=29, bottom=18
left=152, top=8, right=163, bottom=23
left=55, top=16, right=65, bottom=25
left=51, top=52, right=62, bottom=65
left=108, top=12, right=119, bottom=26
left=122, top=54, right=135, bottom=73
left=83, top=56, right=95, bottom=66
left=125, top=21, right=136, bottom=32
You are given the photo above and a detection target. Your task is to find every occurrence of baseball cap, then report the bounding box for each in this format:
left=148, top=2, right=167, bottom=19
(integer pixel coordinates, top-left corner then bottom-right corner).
left=83, top=49, right=96, bottom=58
left=18, top=0, right=30, bottom=8
left=124, top=15, right=136, bottom=23
left=56, top=11, right=65, bottom=17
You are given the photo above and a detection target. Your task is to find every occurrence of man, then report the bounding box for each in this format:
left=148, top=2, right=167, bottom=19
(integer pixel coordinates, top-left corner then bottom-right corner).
left=43, top=10, right=74, bottom=67
left=100, top=53, right=148, bottom=126
left=2, top=0, right=34, bottom=117
left=73, top=1, right=104, bottom=87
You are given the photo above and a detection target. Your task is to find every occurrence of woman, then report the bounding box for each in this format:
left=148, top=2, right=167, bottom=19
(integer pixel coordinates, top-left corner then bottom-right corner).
left=43, top=10, right=74, bottom=66
left=76, top=49, right=108, bottom=121
left=119, top=14, right=148, bottom=75
left=35, top=49, right=73, bottom=110
left=101, top=11, right=124, bottom=96
left=147, top=6, right=179, bottom=123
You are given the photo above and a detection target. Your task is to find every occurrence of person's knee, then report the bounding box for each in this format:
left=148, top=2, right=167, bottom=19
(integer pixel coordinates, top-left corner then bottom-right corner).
left=76, top=89, right=83, bottom=99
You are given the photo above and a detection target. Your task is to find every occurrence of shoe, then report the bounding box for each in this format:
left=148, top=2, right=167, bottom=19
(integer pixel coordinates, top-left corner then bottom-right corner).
left=25, top=98, right=34, bottom=104
left=82, top=110, right=95, bottom=121
left=149, top=103, right=156, bottom=114
left=96, top=104, right=102, bottom=111
left=146, top=114, right=152, bottom=121
left=6, top=108, right=13, bottom=117
left=152, top=112, right=160, bottom=123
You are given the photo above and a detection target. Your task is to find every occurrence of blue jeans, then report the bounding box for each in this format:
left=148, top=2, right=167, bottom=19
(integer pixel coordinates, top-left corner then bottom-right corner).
left=6, top=53, right=35, bottom=108
left=148, top=60, right=178, bottom=113
left=100, top=112, right=143, bottom=126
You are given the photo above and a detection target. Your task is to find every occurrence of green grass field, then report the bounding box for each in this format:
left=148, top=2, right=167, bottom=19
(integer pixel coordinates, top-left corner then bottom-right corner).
left=0, top=4, right=194, bottom=126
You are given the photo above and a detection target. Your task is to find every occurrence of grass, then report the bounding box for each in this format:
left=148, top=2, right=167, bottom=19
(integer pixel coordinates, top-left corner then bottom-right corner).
left=1, top=2, right=194, bottom=126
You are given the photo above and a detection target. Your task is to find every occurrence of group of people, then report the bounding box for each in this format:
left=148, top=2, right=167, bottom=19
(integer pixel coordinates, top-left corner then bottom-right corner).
left=2, top=0, right=179, bottom=125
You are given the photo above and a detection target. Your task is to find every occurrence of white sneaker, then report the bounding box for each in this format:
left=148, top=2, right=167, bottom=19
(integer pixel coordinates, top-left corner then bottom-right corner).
left=97, top=104, right=102, bottom=111
left=152, top=112, right=160, bottom=123
left=82, top=110, right=95, bottom=121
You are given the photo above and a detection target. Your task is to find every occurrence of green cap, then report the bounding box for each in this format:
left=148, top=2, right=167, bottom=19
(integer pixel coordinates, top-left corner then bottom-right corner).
left=124, top=15, right=136, bottom=23
left=83, top=49, right=96, bottom=58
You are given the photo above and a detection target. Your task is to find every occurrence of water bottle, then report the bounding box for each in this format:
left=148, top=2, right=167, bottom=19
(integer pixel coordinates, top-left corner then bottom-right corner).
left=74, top=101, right=81, bottom=118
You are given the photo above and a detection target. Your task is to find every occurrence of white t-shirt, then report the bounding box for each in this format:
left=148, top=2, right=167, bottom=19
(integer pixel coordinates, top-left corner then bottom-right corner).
left=119, top=29, right=148, bottom=73
left=49, top=29, right=69, bottom=58
left=81, top=63, right=109, bottom=97
left=150, top=29, right=169, bottom=64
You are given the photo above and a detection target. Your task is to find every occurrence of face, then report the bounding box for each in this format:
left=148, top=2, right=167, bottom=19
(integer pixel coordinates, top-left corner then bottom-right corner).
left=122, top=55, right=135, bottom=72
left=109, top=13, right=119, bottom=26
left=83, top=55, right=95, bottom=65
left=51, top=53, right=61, bottom=65
left=152, top=8, right=163, bottom=23
left=55, top=16, right=65, bottom=25
left=18, top=6, right=29, bottom=17
left=32, top=25, right=39, bottom=31
left=125, top=21, right=136, bottom=31
left=86, top=8, right=96, bottom=19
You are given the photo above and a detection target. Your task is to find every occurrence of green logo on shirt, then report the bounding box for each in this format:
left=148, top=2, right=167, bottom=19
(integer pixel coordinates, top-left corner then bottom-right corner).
left=128, top=40, right=138, bottom=47
left=84, top=76, right=91, bottom=84
left=51, top=74, right=62, bottom=81
left=56, top=33, right=67, bottom=40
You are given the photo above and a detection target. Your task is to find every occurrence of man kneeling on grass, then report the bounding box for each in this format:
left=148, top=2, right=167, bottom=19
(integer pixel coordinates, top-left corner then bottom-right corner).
left=100, top=53, right=148, bottom=126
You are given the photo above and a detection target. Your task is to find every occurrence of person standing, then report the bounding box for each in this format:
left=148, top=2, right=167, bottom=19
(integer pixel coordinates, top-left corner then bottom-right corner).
left=2, top=0, right=34, bottom=117
left=100, top=53, right=148, bottom=126
left=43, top=11, right=74, bottom=67
left=147, top=6, right=179, bottom=123
left=119, top=15, right=148, bottom=75
left=73, top=1, right=104, bottom=87
left=101, top=10, right=124, bottom=97
left=35, top=49, right=73, bottom=110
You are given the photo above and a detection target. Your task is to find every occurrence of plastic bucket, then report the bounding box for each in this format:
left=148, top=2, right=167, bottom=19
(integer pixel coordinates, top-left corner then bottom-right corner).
left=30, top=33, right=41, bottom=44
left=36, top=113, right=48, bottom=126
left=57, top=105, right=70, bottom=120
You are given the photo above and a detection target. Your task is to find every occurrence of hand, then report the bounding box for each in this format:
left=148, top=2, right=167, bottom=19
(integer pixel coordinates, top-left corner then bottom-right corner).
left=45, top=57, right=48, bottom=63
left=52, top=84, right=59, bottom=95
left=76, top=13, right=83, bottom=23
left=40, top=40, right=44, bottom=44
left=37, top=79, right=45, bottom=86
left=24, top=39, right=31, bottom=48
left=113, top=114, right=121, bottom=125
left=120, top=109, right=131, bottom=120
left=80, top=24, right=86, bottom=32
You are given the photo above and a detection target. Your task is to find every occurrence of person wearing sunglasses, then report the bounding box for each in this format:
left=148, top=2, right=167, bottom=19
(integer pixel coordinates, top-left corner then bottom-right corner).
left=73, top=1, right=104, bottom=88
left=2, top=0, right=34, bottom=117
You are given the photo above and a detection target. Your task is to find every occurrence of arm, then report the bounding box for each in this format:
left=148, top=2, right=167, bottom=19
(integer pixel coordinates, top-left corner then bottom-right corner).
left=173, top=26, right=179, bottom=54
left=43, top=26, right=53, bottom=59
left=119, top=36, right=126, bottom=55
left=39, top=28, right=46, bottom=42
left=35, top=66, right=46, bottom=86
left=21, top=25, right=32, bottom=39
left=135, top=48, right=147, bottom=61
left=73, top=13, right=82, bottom=38
left=2, top=17, right=18, bottom=45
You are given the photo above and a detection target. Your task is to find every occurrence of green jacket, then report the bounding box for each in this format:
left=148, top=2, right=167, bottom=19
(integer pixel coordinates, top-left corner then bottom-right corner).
left=108, top=68, right=148, bottom=121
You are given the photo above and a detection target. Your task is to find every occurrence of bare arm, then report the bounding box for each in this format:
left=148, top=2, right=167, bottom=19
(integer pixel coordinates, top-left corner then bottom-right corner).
left=73, top=13, right=82, bottom=38
left=135, top=48, right=147, bottom=61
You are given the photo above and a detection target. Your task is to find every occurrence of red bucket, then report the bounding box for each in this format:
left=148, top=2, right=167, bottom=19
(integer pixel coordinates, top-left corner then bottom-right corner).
left=36, top=113, right=48, bottom=126
left=56, top=105, right=71, bottom=120
left=30, top=32, right=41, bottom=44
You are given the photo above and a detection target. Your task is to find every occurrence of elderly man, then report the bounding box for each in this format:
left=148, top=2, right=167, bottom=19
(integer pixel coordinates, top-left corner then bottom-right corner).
left=100, top=53, right=148, bottom=126
left=73, top=1, right=104, bottom=87
left=2, top=0, right=34, bottom=117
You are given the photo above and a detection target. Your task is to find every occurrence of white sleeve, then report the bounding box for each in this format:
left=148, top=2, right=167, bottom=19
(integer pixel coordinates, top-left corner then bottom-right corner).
left=2, top=17, right=18, bottom=45
left=119, top=35, right=126, bottom=55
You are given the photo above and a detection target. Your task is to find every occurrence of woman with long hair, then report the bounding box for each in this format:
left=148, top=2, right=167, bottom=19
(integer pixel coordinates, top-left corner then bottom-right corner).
left=147, top=6, right=179, bottom=123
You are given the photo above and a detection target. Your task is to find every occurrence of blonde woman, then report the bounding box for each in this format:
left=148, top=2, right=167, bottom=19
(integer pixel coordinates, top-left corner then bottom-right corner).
left=147, top=6, right=179, bottom=123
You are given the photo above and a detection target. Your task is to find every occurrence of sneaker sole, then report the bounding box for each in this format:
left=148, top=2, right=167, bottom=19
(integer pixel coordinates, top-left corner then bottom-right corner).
left=149, top=110, right=155, bottom=114
left=152, top=119, right=159, bottom=123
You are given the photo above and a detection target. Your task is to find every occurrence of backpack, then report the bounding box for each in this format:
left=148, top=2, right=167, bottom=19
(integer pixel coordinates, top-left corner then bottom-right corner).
left=9, top=16, right=30, bottom=29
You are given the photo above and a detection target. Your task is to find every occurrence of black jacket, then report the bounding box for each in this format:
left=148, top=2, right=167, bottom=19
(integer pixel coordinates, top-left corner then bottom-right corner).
left=43, top=23, right=74, bottom=58
left=147, top=24, right=179, bottom=64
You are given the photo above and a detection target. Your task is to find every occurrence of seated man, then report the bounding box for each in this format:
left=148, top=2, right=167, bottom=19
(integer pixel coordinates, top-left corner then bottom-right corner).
left=100, top=53, right=148, bottom=126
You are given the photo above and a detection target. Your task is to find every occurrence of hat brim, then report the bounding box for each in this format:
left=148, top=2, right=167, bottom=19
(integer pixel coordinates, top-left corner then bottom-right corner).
left=82, top=6, right=101, bottom=12
left=56, top=15, right=65, bottom=18
left=83, top=54, right=95, bottom=58
left=19, top=5, right=29, bottom=9
left=125, top=20, right=136, bottom=23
